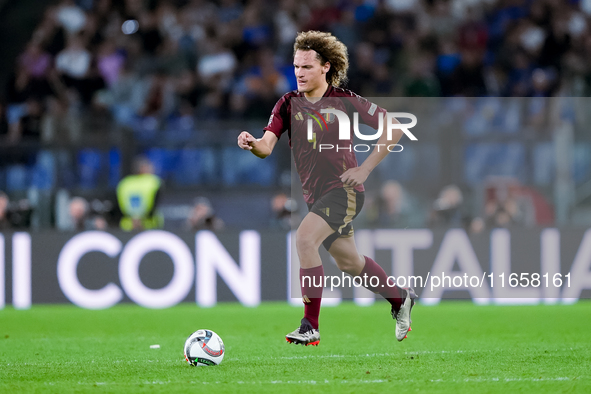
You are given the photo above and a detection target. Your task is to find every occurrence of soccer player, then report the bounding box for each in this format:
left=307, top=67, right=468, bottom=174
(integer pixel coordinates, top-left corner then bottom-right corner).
left=237, top=31, right=415, bottom=346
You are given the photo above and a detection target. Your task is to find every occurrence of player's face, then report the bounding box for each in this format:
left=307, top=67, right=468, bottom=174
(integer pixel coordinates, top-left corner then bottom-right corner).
left=294, top=50, right=330, bottom=94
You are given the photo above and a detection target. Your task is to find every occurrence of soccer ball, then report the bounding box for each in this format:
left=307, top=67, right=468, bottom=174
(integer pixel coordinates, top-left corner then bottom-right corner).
left=184, top=329, right=225, bottom=366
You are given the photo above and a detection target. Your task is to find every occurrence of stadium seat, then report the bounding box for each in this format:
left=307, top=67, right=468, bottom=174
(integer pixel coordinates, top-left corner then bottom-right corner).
left=172, top=148, right=217, bottom=185
left=31, top=150, right=56, bottom=190
left=6, top=164, right=30, bottom=192
left=144, top=148, right=178, bottom=179
left=221, top=147, right=276, bottom=186
left=108, top=148, right=121, bottom=188
left=464, top=143, right=526, bottom=185
left=77, top=149, right=103, bottom=190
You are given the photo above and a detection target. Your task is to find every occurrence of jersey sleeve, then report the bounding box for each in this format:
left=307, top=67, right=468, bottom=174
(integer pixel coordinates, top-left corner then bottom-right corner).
left=349, top=94, right=387, bottom=130
left=263, top=94, right=290, bottom=139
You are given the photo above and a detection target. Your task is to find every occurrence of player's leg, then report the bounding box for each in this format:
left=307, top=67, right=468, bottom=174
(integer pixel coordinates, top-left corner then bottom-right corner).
left=327, top=235, right=401, bottom=302
left=328, top=235, right=416, bottom=341
left=286, top=211, right=335, bottom=346
left=296, top=211, right=334, bottom=269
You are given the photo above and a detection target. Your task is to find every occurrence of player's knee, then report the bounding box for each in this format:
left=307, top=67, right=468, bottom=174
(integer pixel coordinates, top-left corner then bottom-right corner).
left=295, top=229, right=320, bottom=254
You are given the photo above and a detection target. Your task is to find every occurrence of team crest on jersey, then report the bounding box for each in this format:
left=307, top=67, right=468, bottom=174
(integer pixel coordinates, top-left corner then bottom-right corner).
left=323, top=107, right=336, bottom=123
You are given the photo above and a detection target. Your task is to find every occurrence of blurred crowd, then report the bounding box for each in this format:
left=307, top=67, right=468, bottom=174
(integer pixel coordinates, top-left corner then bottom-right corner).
left=354, top=177, right=554, bottom=233
left=2, top=0, right=591, bottom=230
left=3, top=0, right=591, bottom=143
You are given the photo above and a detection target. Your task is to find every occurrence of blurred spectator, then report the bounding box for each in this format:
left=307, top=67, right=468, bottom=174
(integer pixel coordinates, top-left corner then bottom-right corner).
left=218, top=0, right=243, bottom=24
left=269, top=192, right=296, bottom=230
left=55, top=34, right=91, bottom=81
left=457, top=6, right=488, bottom=54
left=187, top=197, right=224, bottom=232
left=18, top=40, right=52, bottom=79
left=449, top=50, right=487, bottom=96
left=6, top=67, right=52, bottom=138
left=97, top=40, right=125, bottom=87
left=0, top=192, right=33, bottom=229
left=430, top=184, right=464, bottom=227
left=132, top=70, right=176, bottom=119
left=403, top=54, right=440, bottom=97
left=116, top=156, right=163, bottom=231
left=55, top=0, right=87, bottom=34
left=7, top=99, right=44, bottom=144
left=1, top=0, right=589, bottom=230
left=0, top=101, right=8, bottom=139
left=241, top=3, right=272, bottom=49
left=230, top=48, right=289, bottom=118
left=538, top=12, right=571, bottom=72
left=469, top=216, right=485, bottom=235
left=347, top=42, right=377, bottom=95
left=483, top=180, right=544, bottom=228
left=197, top=38, right=237, bottom=81
left=138, top=11, right=163, bottom=56
left=68, top=197, right=89, bottom=231
left=376, top=180, right=425, bottom=228
left=425, top=0, right=458, bottom=41
left=330, top=9, right=358, bottom=50
left=108, top=61, right=140, bottom=125
left=7, top=0, right=591, bottom=124
left=306, top=0, right=341, bottom=32
left=0, top=192, right=10, bottom=230
left=65, top=196, right=108, bottom=231
left=68, top=196, right=88, bottom=231
left=436, top=39, right=461, bottom=95
left=173, top=69, right=205, bottom=121
left=56, top=34, right=107, bottom=107
left=484, top=182, right=524, bottom=228
left=273, top=0, right=306, bottom=58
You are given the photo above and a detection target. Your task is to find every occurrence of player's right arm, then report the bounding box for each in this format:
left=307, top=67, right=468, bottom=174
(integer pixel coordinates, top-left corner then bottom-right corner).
left=238, top=93, right=289, bottom=158
left=237, top=130, right=278, bottom=159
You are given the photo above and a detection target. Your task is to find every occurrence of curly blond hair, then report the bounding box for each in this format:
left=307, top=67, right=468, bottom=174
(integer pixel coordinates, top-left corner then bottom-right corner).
left=293, top=31, right=349, bottom=87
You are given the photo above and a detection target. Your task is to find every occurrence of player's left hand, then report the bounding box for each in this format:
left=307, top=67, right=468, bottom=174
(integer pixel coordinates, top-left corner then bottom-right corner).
left=340, top=167, right=369, bottom=187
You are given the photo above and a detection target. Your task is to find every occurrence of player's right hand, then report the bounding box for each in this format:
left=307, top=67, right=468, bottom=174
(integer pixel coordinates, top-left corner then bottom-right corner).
left=237, top=131, right=256, bottom=150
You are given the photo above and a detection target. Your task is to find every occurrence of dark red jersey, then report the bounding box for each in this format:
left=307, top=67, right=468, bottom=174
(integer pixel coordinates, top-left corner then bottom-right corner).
left=264, top=85, right=387, bottom=204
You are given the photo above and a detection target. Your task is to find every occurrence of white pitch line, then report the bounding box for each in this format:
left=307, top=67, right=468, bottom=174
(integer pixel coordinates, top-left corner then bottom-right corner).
left=230, top=349, right=468, bottom=361
left=69, top=377, right=579, bottom=386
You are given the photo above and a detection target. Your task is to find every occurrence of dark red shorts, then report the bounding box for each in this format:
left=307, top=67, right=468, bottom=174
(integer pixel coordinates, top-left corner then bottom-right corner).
left=307, top=186, right=365, bottom=251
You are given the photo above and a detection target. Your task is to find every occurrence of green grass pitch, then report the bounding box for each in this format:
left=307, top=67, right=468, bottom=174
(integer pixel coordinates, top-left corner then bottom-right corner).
left=1, top=301, right=590, bottom=393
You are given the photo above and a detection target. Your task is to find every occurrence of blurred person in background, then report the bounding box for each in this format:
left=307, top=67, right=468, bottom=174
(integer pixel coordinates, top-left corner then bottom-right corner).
left=65, top=196, right=108, bottom=231
left=55, top=34, right=92, bottom=96
left=0, top=101, right=8, bottom=138
left=378, top=180, right=425, bottom=228
left=430, top=184, right=464, bottom=227
left=130, top=69, right=176, bottom=123
left=484, top=183, right=527, bottom=228
left=230, top=48, right=290, bottom=119
left=0, top=192, right=33, bottom=229
left=18, top=40, right=52, bottom=80
left=67, top=196, right=89, bottom=231
left=116, top=156, right=163, bottom=231
left=5, top=65, right=52, bottom=145
left=7, top=98, right=44, bottom=144
left=186, top=197, right=224, bottom=232
left=269, top=192, right=297, bottom=231
left=0, top=192, right=11, bottom=230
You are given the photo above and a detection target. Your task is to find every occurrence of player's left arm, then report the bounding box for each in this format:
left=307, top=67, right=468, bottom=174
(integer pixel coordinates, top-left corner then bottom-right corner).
left=340, top=114, right=403, bottom=187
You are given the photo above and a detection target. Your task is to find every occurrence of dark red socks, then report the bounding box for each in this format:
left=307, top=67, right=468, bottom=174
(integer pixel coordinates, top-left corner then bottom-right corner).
left=359, top=255, right=403, bottom=311
left=300, top=266, right=324, bottom=329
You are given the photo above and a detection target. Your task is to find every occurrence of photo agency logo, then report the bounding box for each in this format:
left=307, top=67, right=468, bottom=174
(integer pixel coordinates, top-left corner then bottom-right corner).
left=304, top=107, right=418, bottom=152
